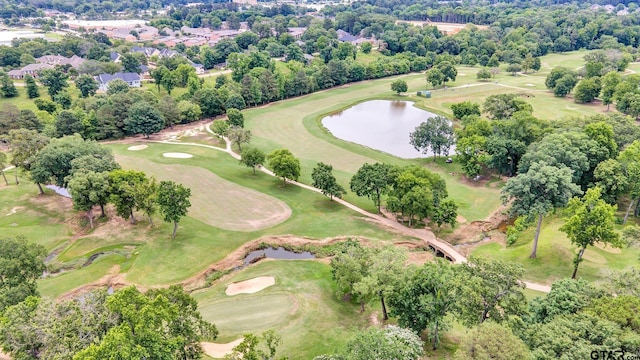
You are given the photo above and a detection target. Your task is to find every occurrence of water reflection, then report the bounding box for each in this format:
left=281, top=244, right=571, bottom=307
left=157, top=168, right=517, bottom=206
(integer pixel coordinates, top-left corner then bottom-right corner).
left=322, top=100, right=453, bottom=159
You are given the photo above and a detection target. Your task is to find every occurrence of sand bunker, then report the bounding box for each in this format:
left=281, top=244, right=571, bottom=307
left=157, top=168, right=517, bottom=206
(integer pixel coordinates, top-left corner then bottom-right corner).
left=526, top=83, right=535, bottom=87
left=127, top=145, right=148, bottom=151
left=201, top=339, right=243, bottom=358
left=162, top=152, right=193, bottom=158
left=225, top=276, right=275, bottom=296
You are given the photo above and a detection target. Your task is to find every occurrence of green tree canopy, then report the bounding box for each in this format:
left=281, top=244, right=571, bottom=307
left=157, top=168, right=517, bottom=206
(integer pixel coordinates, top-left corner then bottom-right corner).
left=409, top=115, right=454, bottom=161
left=349, top=162, right=393, bottom=213
left=390, top=79, right=407, bottom=94
left=157, top=180, right=192, bottom=238
left=0, top=236, right=46, bottom=312
left=267, top=148, right=301, bottom=185
left=454, top=322, right=529, bottom=360
left=124, top=102, right=165, bottom=138
left=311, top=162, right=346, bottom=200
left=240, top=147, right=266, bottom=175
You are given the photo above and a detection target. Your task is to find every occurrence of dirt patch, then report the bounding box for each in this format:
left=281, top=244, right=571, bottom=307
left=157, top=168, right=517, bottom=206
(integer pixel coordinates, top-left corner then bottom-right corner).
left=127, top=145, right=148, bottom=151
left=406, top=250, right=434, bottom=265
left=395, top=20, right=489, bottom=35
left=201, top=339, right=243, bottom=359
left=594, top=242, right=622, bottom=254
left=58, top=265, right=133, bottom=301
left=456, top=215, right=467, bottom=224
left=225, top=276, right=275, bottom=296
left=162, top=152, right=193, bottom=158
left=5, top=206, right=22, bottom=216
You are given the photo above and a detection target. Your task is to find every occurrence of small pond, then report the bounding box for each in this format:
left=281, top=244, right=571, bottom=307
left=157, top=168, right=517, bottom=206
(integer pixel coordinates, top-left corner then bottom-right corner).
left=241, top=247, right=315, bottom=268
left=46, top=185, right=71, bottom=198
left=322, top=100, right=454, bottom=159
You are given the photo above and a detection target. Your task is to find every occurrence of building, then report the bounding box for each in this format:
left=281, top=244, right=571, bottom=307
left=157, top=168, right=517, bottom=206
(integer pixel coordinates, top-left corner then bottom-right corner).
left=7, top=63, right=54, bottom=79
left=35, top=54, right=85, bottom=68
left=96, top=72, right=141, bottom=91
left=336, top=29, right=358, bottom=43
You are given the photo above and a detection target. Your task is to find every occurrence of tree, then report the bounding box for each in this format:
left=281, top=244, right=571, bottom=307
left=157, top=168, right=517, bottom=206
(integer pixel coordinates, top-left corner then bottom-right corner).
left=224, top=330, right=284, bottom=360
left=618, top=141, right=640, bottom=223
left=121, top=53, right=141, bottom=73
left=437, top=61, right=457, bottom=85
left=410, top=116, right=454, bottom=161
left=339, top=326, right=424, bottom=360
left=240, top=147, right=266, bottom=175
left=390, top=79, right=407, bottom=94
left=31, top=135, right=112, bottom=191
left=545, top=67, right=577, bottom=92
left=227, top=126, right=252, bottom=153
left=68, top=171, right=110, bottom=229
left=601, top=71, right=621, bottom=111
left=573, top=77, right=602, bottom=103
left=561, top=187, right=623, bottom=279
left=75, top=74, right=99, bottom=98
left=330, top=240, right=370, bottom=311
left=24, top=74, right=39, bottom=98
left=7, top=129, right=49, bottom=186
left=553, top=74, right=578, bottom=97
left=226, top=108, right=244, bottom=128
left=157, top=180, right=192, bottom=239
left=267, top=148, right=301, bottom=185
left=134, top=176, right=158, bottom=226
left=482, top=93, right=533, bottom=120
left=285, top=43, right=304, bottom=62
left=109, top=169, right=147, bottom=224
left=432, top=199, right=458, bottom=228
left=506, top=63, right=521, bottom=76
left=353, top=245, right=406, bottom=321
left=501, top=162, right=581, bottom=258
left=124, top=102, right=165, bottom=138
left=388, top=260, right=457, bottom=349
left=311, top=162, right=346, bottom=200
left=55, top=110, right=83, bottom=137
left=211, top=120, right=230, bottom=137
left=350, top=163, right=392, bottom=213
left=451, top=101, right=481, bottom=120
left=0, top=236, right=46, bottom=312
left=0, top=152, right=8, bottom=185
left=360, top=42, right=372, bottom=54
left=529, top=278, right=598, bottom=323
left=106, top=78, right=130, bottom=95
left=75, top=286, right=217, bottom=360
left=454, top=322, right=529, bottom=360
left=426, top=67, right=444, bottom=88
left=151, top=65, right=169, bottom=92
left=476, top=67, right=492, bottom=80
left=38, top=68, right=69, bottom=97
left=455, top=256, right=526, bottom=326
left=0, top=75, right=18, bottom=98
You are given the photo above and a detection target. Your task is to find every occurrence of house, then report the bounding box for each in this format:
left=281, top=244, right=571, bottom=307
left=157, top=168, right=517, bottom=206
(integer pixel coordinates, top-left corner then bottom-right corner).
left=336, top=29, right=358, bottom=43
left=188, top=60, right=205, bottom=74
left=7, top=63, right=54, bottom=79
left=303, top=54, right=315, bottom=64
left=110, top=52, right=121, bottom=63
left=35, top=54, right=85, bottom=68
left=288, top=27, right=306, bottom=39
left=96, top=72, right=141, bottom=91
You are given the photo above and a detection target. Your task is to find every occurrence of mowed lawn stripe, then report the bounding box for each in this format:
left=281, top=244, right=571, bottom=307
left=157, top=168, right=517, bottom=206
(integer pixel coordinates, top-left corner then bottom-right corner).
left=116, top=155, right=291, bottom=232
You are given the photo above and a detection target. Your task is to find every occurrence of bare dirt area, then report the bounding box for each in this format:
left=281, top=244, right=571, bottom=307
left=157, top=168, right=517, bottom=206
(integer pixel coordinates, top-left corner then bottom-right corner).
left=225, top=276, right=275, bottom=296
left=201, top=339, right=243, bottom=359
left=445, top=204, right=510, bottom=256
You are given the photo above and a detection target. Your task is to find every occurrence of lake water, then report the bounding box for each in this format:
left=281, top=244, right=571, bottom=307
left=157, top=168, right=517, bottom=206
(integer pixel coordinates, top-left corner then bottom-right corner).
left=322, top=100, right=452, bottom=159
left=45, top=185, right=71, bottom=198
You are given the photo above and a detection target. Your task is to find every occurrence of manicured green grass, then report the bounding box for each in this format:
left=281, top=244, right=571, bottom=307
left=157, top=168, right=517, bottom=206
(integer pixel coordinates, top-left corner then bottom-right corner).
left=193, top=260, right=369, bottom=358
left=472, top=217, right=640, bottom=284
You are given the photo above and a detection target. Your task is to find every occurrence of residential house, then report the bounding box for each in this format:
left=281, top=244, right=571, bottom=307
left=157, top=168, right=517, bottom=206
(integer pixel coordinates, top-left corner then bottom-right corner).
left=7, top=63, right=54, bottom=79
left=96, top=72, right=141, bottom=91
left=288, top=27, right=306, bottom=39
left=187, top=60, right=205, bottom=74
left=110, top=52, right=121, bottom=63
left=336, top=29, right=358, bottom=43
left=35, top=54, right=85, bottom=68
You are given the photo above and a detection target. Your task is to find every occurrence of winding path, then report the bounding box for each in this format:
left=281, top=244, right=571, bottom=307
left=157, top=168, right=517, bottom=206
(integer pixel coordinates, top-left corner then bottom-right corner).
left=152, top=123, right=552, bottom=293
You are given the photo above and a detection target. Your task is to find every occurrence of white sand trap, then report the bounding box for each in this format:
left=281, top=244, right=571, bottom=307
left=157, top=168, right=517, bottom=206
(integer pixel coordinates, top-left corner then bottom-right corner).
left=225, top=276, right=275, bottom=296
left=127, top=145, right=148, bottom=151
left=162, top=152, right=193, bottom=158
left=201, top=339, right=243, bottom=359
left=526, top=83, right=535, bottom=86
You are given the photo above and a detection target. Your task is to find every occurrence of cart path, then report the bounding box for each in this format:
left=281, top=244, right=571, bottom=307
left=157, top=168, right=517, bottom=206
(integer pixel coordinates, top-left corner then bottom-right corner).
left=147, top=124, right=552, bottom=293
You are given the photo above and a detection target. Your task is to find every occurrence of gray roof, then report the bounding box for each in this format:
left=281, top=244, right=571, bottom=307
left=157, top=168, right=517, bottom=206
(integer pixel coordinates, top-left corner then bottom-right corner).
left=97, top=72, right=140, bottom=85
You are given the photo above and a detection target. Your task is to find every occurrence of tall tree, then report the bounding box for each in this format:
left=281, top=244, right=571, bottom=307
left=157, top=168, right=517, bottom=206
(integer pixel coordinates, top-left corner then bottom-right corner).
left=108, top=169, right=147, bottom=224
left=0, top=152, right=9, bottom=186
left=24, top=74, right=39, bottom=98
left=124, top=102, right=165, bottom=138
left=409, top=116, right=454, bottom=161
left=227, top=126, right=252, bottom=153
left=0, top=236, right=46, bottom=312
left=157, top=180, right=191, bottom=239
left=353, top=245, right=406, bottom=321
left=561, top=187, right=623, bottom=279
left=501, top=162, right=581, bottom=258
left=68, top=171, right=110, bottom=228
left=134, top=176, right=158, bottom=226
left=226, top=108, right=244, bottom=128
left=239, top=147, right=266, bottom=175
left=330, top=240, right=370, bottom=311
left=618, top=141, right=640, bottom=223
left=454, top=322, right=529, bottom=360
left=121, top=53, right=141, bottom=74
left=455, top=256, right=526, bottom=326
left=601, top=71, right=620, bottom=112
left=267, top=148, right=301, bottom=186
left=75, top=74, right=99, bottom=98
left=311, top=162, right=346, bottom=200
left=338, top=326, right=424, bottom=360
left=390, top=79, right=408, bottom=94
left=0, top=75, right=18, bottom=98
left=7, top=129, right=49, bottom=186
left=349, top=162, right=392, bottom=213
left=38, top=68, right=69, bottom=97
left=388, top=260, right=457, bottom=350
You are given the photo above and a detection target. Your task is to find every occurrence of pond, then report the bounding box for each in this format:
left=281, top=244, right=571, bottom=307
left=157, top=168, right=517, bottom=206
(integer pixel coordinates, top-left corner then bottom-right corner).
left=321, top=100, right=454, bottom=159
left=241, top=247, right=315, bottom=268
left=45, top=185, right=71, bottom=198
